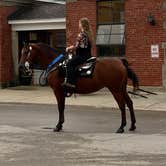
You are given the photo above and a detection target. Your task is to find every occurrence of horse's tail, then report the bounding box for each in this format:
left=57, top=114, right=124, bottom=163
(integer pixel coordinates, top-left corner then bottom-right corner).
left=121, top=59, right=139, bottom=91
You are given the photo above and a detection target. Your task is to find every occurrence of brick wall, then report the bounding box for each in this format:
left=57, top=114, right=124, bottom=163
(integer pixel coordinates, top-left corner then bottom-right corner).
left=0, top=6, right=16, bottom=87
left=67, top=0, right=166, bottom=86
left=66, top=0, right=97, bottom=56
left=125, top=0, right=166, bottom=86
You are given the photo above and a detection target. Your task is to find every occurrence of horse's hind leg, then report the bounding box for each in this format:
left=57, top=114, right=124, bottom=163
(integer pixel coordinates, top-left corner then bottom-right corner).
left=124, top=92, right=136, bottom=131
left=111, top=90, right=127, bottom=133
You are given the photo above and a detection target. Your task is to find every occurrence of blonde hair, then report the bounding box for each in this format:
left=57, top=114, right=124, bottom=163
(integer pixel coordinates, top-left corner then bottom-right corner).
left=79, top=17, right=94, bottom=44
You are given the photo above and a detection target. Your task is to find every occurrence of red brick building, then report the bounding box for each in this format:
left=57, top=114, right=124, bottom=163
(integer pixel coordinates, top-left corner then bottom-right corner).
left=1, top=0, right=166, bottom=88
left=66, top=0, right=166, bottom=88
left=0, top=0, right=65, bottom=87
left=0, top=4, right=16, bottom=87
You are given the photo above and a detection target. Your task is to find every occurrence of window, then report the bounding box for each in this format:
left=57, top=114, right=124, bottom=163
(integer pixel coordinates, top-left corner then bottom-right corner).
left=96, top=24, right=125, bottom=45
left=55, top=32, right=66, bottom=48
left=97, top=0, right=124, bottom=24
left=97, top=45, right=125, bottom=57
left=96, top=0, right=125, bottom=57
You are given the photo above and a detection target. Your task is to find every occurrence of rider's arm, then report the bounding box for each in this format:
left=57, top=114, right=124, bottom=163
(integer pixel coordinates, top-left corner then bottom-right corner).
left=66, top=32, right=86, bottom=52
left=66, top=45, right=76, bottom=52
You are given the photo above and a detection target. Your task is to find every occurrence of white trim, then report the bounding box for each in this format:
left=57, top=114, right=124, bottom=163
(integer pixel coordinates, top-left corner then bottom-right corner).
left=8, top=18, right=65, bottom=25
left=8, top=18, right=66, bottom=31
left=35, top=0, right=65, bottom=4
left=10, top=22, right=66, bottom=31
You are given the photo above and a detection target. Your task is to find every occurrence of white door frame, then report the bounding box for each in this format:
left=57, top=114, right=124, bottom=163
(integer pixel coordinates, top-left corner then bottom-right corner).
left=9, top=18, right=66, bottom=84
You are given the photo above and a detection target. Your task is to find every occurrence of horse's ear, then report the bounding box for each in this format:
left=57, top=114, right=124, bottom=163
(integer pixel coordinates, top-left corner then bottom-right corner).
left=23, top=41, right=29, bottom=48
left=23, top=41, right=29, bottom=50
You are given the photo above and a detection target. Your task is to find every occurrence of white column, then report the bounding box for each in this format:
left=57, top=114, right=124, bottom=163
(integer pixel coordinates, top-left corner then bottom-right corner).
left=162, top=42, right=166, bottom=89
left=11, top=30, right=19, bottom=84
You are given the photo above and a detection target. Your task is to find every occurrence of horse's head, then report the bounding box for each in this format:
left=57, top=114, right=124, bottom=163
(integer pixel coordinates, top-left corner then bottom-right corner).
left=19, top=43, right=39, bottom=72
left=19, top=43, right=66, bottom=77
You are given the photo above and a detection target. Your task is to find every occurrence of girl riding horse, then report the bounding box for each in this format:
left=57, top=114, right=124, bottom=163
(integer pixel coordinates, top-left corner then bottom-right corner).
left=62, top=18, right=94, bottom=89
left=19, top=17, right=139, bottom=133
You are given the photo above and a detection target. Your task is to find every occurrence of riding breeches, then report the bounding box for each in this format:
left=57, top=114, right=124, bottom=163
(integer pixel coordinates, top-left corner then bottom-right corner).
left=66, top=55, right=88, bottom=85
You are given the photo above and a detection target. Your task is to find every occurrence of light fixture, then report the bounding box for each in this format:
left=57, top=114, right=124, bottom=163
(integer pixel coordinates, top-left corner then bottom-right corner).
left=148, top=13, right=156, bottom=26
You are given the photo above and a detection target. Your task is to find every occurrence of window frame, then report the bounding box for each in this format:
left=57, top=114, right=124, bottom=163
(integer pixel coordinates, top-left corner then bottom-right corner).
left=97, top=0, right=125, bottom=25
left=96, top=0, right=125, bottom=57
left=96, top=23, right=125, bottom=46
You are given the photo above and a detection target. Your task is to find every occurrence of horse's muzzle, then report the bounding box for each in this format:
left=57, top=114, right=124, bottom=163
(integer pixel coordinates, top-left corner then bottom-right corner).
left=25, top=61, right=30, bottom=71
left=19, top=62, right=32, bottom=77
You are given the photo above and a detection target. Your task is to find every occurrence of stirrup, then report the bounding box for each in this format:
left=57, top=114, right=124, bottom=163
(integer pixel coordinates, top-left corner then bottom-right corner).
left=61, top=82, right=76, bottom=89
left=64, top=92, right=73, bottom=97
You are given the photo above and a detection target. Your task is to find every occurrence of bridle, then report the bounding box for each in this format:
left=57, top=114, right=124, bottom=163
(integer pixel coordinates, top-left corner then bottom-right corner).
left=24, top=46, right=32, bottom=71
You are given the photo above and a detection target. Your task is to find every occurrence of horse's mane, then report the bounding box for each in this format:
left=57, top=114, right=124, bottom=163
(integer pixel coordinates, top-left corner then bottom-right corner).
left=35, top=43, right=57, bottom=55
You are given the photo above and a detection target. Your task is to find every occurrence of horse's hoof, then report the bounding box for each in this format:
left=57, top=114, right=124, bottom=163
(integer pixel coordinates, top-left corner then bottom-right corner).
left=53, top=127, right=62, bottom=132
left=129, top=125, right=136, bottom=131
left=53, top=124, right=63, bottom=132
left=116, top=128, right=124, bottom=133
left=53, top=128, right=59, bottom=132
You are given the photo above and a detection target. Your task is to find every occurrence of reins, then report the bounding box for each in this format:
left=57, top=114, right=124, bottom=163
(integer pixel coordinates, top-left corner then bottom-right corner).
left=47, top=54, right=64, bottom=72
left=44, top=53, right=66, bottom=77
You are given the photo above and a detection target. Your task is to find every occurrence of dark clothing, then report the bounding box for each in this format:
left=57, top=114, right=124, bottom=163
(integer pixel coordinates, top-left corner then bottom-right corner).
left=66, top=32, right=91, bottom=85
left=66, top=55, right=87, bottom=84
left=75, top=31, right=91, bottom=58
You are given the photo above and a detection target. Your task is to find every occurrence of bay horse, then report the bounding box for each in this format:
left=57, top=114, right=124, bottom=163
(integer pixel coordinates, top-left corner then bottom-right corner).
left=20, top=43, right=139, bottom=133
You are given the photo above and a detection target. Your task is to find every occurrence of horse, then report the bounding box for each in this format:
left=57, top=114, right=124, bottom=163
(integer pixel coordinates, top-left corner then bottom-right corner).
left=19, top=43, right=139, bottom=133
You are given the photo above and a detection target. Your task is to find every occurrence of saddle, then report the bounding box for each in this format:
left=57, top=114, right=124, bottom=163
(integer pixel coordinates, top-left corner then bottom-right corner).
left=76, top=57, right=96, bottom=78
left=57, top=57, right=96, bottom=78
left=57, top=57, right=96, bottom=97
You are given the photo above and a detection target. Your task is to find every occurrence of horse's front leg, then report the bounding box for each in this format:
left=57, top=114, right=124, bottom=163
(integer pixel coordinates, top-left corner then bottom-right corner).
left=53, top=89, right=65, bottom=132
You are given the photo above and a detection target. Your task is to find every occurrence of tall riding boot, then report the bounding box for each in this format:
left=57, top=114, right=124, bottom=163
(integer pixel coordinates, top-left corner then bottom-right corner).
left=61, top=65, right=76, bottom=89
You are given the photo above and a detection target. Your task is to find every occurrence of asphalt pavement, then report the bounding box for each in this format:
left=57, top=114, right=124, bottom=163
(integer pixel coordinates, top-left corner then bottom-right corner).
left=0, top=103, right=166, bottom=166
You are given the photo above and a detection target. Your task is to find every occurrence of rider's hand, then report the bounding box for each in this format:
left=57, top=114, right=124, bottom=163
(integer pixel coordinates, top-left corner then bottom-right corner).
left=66, top=45, right=74, bottom=53
left=66, top=47, right=70, bottom=52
